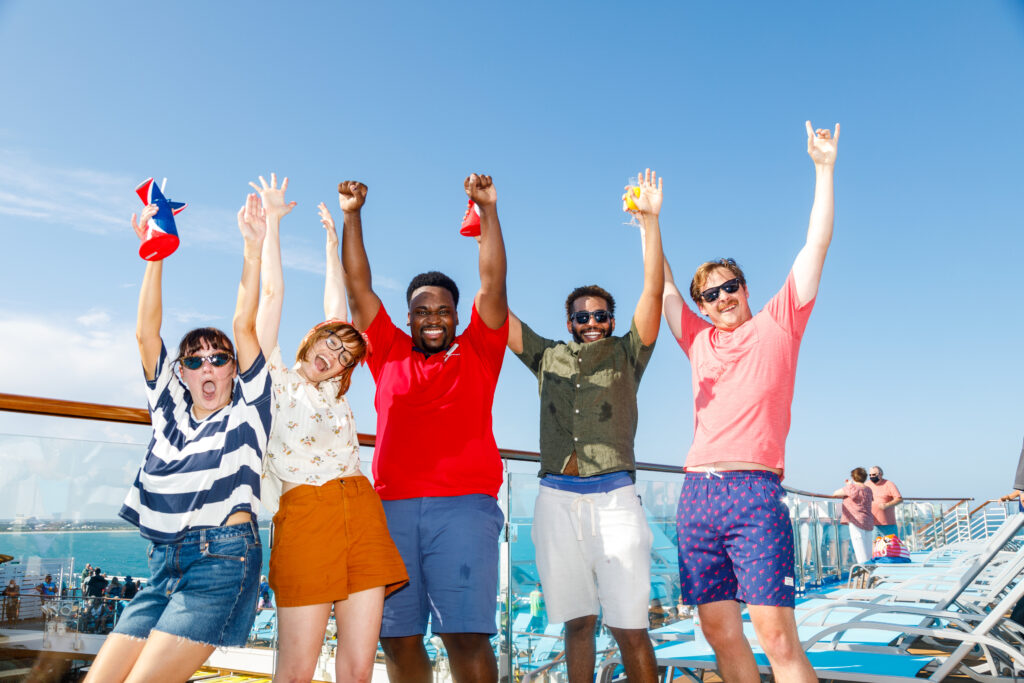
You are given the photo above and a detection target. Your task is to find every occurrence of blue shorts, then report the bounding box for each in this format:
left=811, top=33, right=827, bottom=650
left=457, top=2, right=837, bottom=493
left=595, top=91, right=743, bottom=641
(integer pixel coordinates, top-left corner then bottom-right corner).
left=381, top=495, right=503, bottom=637
left=113, top=520, right=262, bottom=646
left=676, top=471, right=795, bottom=608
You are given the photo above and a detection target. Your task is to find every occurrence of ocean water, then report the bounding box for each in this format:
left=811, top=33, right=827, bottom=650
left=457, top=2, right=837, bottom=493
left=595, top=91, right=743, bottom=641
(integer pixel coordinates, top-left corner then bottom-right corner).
left=0, top=530, right=272, bottom=578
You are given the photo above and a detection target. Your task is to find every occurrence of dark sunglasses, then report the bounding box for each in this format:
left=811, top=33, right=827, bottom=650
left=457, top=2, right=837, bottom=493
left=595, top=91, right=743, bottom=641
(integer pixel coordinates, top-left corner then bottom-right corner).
left=570, top=310, right=614, bottom=325
left=699, top=278, right=744, bottom=303
left=180, top=353, right=233, bottom=370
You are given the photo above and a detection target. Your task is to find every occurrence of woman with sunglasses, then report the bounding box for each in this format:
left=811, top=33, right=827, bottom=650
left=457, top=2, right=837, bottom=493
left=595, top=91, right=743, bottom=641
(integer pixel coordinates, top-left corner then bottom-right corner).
left=87, top=193, right=272, bottom=683
left=246, top=174, right=407, bottom=683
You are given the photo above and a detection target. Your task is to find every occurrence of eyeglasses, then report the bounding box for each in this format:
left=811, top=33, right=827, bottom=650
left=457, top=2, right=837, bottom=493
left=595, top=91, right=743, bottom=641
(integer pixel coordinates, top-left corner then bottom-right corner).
left=324, top=333, right=357, bottom=368
left=699, top=278, right=744, bottom=303
left=570, top=310, right=614, bottom=325
left=180, top=353, right=233, bottom=370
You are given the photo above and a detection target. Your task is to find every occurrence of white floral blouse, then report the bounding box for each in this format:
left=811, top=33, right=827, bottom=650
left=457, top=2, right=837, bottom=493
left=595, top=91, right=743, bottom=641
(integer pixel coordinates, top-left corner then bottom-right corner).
left=261, top=346, right=361, bottom=515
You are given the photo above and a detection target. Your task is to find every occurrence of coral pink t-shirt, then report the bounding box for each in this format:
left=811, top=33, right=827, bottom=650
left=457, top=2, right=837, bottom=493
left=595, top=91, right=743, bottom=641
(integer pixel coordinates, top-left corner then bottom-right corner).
left=364, top=303, right=508, bottom=500
left=839, top=482, right=875, bottom=530
left=677, top=271, right=814, bottom=473
left=866, top=478, right=902, bottom=525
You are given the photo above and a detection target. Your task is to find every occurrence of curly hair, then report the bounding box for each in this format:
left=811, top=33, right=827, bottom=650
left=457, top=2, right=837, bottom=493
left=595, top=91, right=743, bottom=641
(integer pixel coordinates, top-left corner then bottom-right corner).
left=295, top=321, right=367, bottom=399
left=406, top=271, right=459, bottom=307
left=689, top=258, right=747, bottom=305
left=564, top=285, right=615, bottom=319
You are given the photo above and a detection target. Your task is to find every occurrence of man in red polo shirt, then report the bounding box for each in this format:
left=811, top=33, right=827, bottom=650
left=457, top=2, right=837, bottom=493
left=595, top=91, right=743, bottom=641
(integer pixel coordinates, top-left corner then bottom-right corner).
left=341, top=174, right=508, bottom=683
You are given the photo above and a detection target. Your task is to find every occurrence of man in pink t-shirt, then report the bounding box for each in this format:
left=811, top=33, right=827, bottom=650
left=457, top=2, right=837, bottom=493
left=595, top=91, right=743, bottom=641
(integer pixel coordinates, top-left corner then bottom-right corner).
left=341, top=174, right=509, bottom=683
left=661, top=122, right=839, bottom=683
left=867, top=466, right=904, bottom=536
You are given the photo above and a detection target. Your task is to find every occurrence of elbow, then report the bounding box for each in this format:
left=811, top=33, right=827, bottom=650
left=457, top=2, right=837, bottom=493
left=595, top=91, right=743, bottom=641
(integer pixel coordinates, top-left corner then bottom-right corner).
left=233, top=311, right=256, bottom=338
left=261, top=281, right=282, bottom=301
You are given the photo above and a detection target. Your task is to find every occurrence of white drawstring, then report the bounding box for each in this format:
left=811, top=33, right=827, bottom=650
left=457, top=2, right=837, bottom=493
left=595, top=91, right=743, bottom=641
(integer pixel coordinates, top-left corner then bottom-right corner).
left=571, top=497, right=598, bottom=541
left=704, top=466, right=724, bottom=480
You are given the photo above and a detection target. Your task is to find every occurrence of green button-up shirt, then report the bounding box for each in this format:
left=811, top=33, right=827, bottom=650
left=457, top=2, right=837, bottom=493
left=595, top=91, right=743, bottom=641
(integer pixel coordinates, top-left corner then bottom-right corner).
left=515, top=319, right=655, bottom=478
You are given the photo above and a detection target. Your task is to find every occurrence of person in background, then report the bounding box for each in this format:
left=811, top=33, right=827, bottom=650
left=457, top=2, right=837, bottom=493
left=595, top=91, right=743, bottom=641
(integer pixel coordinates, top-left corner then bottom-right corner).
left=2, top=579, right=20, bottom=624
left=257, top=575, right=272, bottom=610
left=122, top=576, right=137, bottom=601
left=833, top=468, right=875, bottom=564
left=36, top=574, right=57, bottom=599
left=866, top=466, right=903, bottom=536
left=86, top=567, right=108, bottom=599
left=528, top=585, right=544, bottom=631
left=81, top=563, right=93, bottom=595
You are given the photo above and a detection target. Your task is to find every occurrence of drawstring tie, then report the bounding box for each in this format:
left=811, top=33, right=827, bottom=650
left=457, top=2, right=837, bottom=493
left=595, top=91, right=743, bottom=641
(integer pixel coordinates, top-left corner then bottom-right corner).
left=571, top=497, right=597, bottom=541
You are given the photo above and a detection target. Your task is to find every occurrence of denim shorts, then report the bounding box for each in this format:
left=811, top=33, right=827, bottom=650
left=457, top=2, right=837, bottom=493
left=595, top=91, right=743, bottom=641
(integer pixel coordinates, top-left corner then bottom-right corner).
left=676, top=470, right=795, bottom=608
left=112, top=520, right=262, bottom=646
left=380, top=495, right=503, bottom=637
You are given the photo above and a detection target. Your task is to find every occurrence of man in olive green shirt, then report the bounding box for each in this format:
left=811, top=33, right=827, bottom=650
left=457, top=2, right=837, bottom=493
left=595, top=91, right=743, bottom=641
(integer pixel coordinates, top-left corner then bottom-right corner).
left=507, top=169, right=665, bottom=683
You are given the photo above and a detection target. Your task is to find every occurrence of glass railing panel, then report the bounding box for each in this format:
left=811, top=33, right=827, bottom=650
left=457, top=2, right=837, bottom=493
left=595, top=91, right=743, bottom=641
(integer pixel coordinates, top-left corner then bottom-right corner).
left=0, top=405, right=989, bottom=681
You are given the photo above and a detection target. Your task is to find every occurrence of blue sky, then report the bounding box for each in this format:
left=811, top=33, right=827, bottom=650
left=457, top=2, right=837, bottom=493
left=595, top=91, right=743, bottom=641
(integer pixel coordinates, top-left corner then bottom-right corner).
left=1, top=1, right=1022, bottom=507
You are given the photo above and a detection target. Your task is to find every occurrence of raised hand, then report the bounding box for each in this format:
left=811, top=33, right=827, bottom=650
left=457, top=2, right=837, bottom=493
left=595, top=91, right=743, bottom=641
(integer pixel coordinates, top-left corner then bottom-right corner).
left=248, top=173, right=296, bottom=221
left=130, top=203, right=159, bottom=240
left=318, top=202, right=338, bottom=248
left=464, top=173, right=497, bottom=207
left=337, top=181, right=368, bottom=213
left=806, top=121, right=839, bottom=166
left=623, top=168, right=663, bottom=217
left=237, top=192, right=267, bottom=243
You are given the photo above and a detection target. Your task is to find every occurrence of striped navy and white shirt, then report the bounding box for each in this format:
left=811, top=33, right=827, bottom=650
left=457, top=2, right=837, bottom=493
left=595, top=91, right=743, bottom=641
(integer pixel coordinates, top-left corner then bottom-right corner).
left=119, top=343, right=273, bottom=543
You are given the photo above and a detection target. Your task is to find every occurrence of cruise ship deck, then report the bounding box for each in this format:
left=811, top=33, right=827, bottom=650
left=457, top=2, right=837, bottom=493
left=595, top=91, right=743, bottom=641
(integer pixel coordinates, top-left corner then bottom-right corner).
left=1, top=392, right=1020, bottom=682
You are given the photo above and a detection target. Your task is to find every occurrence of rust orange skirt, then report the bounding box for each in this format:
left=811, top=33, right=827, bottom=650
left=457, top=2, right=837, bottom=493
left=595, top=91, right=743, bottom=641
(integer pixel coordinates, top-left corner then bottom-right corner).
left=269, top=475, right=408, bottom=607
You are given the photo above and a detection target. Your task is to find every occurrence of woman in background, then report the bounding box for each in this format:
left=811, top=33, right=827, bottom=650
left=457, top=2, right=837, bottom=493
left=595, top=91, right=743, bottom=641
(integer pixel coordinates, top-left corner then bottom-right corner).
left=833, top=467, right=875, bottom=565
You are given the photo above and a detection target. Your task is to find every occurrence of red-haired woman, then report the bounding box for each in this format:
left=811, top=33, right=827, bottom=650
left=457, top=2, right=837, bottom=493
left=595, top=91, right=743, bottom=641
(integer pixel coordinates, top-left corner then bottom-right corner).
left=245, top=174, right=406, bottom=683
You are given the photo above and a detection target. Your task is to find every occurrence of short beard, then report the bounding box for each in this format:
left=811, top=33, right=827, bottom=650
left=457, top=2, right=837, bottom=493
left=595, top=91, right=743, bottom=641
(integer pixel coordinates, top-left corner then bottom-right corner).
left=571, top=326, right=611, bottom=344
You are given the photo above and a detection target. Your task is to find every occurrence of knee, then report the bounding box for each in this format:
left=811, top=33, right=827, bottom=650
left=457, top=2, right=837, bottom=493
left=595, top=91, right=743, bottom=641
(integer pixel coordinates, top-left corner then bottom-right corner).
left=609, top=628, right=648, bottom=650
left=441, top=633, right=491, bottom=659
left=276, top=669, right=318, bottom=683
left=756, top=626, right=803, bottom=662
left=701, top=619, right=745, bottom=652
left=564, top=615, right=597, bottom=638
left=339, top=657, right=375, bottom=683
left=380, top=636, right=425, bottom=664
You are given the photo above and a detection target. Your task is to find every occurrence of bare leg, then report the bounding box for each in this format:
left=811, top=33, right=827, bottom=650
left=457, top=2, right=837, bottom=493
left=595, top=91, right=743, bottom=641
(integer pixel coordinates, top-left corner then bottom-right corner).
left=439, top=632, right=496, bottom=683
left=562, top=615, right=597, bottom=683
left=121, top=630, right=215, bottom=683
left=333, top=587, right=385, bottom=683
left=84, top=633, right=145, bottom=682
left=697, top=601, right=760, bottom=683
left=380, top=635, right=432, bottom=683
left=607, top=626, right=657, bottom=683
left=274, top=603, right=333, bottom=682
left=747, top=605, right=817, bottom=683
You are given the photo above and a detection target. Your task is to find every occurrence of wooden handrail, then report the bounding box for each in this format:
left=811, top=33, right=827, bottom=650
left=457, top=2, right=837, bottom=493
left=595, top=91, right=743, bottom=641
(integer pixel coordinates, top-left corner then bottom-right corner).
left=0, top=392, right=974, bottom=500
left=0, top=392, right=150, bottom=425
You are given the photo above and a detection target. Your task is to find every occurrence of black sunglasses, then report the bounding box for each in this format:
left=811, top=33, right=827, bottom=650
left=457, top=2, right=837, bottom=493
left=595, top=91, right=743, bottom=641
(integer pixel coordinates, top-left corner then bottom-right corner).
left=180, top=353, right=233, bottom=370
left=699, top=278, right=744, bottom=303
left=570, top=310, right=614, bottom=325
